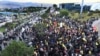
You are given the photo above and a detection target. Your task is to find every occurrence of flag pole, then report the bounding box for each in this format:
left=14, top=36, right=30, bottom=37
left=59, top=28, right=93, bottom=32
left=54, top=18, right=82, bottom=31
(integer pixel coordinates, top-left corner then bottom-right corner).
left=80, top=0, right=84, bottom=19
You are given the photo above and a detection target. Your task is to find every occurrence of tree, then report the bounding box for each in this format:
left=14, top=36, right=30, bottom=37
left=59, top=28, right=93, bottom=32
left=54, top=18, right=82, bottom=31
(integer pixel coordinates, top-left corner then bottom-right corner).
left=0, top=41, right=34, bottom=56
left=41, top=13, right=48, bottom=19
left=4, top=23, right=13, bottom=30
left=59, top=9, right=69, bottom=17
left=95, top=9, right=100, bottom=13
left=4, top=23, right=17, bottom=30
left=45, top=7, right=51, bottom=13
left=34, top=23, right=47, bottom=37
left=53, top=4, right=57, bottom=10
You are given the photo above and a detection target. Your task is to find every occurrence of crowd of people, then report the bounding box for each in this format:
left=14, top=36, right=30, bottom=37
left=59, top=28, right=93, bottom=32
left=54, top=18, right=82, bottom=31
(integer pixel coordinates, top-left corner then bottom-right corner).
left=29, top=16, right=100, bottom=56
left=0, top=14, right=100, bottom=56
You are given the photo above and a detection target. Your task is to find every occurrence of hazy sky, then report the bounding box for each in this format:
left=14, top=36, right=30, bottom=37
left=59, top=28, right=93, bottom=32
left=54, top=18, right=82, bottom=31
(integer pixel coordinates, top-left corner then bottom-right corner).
left=0, top=0, right=100, bottom=4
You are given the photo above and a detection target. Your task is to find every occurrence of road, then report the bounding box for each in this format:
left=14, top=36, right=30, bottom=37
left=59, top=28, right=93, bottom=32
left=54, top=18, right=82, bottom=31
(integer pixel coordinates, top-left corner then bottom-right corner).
left=0, top=12, right=40, bottom=51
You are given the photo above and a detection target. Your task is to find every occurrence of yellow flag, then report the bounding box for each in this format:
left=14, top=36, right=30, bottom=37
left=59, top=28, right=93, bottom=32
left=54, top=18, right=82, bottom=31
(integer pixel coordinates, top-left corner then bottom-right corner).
left=82, top=38, right=87, bottom=42
left=62, top=44, right=66, bottom=48
left=89, top=51, right=92, bottom=54
left=96, top=42, right=98, bottom=45
left=80, top=50, right=83, bottom=54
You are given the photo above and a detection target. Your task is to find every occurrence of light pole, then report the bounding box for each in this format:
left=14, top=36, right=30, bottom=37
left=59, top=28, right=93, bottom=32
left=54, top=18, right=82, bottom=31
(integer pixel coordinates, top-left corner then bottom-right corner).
left=80, top=0, right=84, bottom=18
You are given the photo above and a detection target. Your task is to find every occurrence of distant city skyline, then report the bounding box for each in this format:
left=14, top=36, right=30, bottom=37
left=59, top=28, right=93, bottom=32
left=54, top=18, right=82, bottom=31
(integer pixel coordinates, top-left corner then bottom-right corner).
left=0, top=0, right=100, bottom=4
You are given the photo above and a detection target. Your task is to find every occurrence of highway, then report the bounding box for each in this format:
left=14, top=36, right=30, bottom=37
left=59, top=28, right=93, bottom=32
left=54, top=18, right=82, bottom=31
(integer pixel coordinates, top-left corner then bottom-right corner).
left=0, top=12, right=40, bottom=50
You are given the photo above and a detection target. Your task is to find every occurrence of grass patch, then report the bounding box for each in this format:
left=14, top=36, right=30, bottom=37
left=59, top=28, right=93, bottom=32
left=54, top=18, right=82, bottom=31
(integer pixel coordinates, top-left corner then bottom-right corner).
left=69, top=12, right=100, bottom=22
left=0, top=26, right=6, bottom=32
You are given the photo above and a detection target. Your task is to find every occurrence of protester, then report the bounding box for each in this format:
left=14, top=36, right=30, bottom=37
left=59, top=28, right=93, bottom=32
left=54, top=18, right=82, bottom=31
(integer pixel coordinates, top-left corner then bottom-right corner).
left=0, top=13, right=100, bottom=56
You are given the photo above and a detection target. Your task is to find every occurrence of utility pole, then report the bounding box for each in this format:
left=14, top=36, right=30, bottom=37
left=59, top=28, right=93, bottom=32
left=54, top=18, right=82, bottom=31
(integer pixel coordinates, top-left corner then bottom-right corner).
left=80, top=0, right=84, bottom=18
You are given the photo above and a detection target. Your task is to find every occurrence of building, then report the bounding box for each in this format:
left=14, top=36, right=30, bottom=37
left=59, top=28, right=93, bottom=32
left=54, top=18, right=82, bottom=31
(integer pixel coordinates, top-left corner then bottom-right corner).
left=59, top=3, right=74, bottom=10
left=59, top=3, right=91, bottom=12
left=83, top=5, right=91, bottom=11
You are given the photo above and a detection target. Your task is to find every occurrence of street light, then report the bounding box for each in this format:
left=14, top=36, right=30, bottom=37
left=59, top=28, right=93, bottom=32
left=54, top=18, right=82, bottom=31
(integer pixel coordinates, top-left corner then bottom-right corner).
left=80, top=0, right=84, bottom=18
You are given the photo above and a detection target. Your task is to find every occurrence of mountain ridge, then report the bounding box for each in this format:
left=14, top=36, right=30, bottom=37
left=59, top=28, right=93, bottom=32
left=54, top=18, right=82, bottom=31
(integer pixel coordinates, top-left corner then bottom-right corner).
left=0, top=1, right=53, bottom=8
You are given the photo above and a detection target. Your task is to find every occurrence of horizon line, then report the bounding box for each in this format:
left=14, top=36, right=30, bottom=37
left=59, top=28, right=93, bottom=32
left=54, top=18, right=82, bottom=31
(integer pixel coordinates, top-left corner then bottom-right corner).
left=0, top=1, right=100, bottom=4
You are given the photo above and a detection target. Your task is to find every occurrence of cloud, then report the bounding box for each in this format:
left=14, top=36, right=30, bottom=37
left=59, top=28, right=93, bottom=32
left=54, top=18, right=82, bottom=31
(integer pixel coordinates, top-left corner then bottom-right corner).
left=91, top=3, right=100, bottom=10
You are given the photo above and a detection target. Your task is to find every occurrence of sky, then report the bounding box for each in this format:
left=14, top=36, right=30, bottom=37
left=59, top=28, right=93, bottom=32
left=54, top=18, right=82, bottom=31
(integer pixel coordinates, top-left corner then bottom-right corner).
left=0, top=0, right=100, bottom=4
